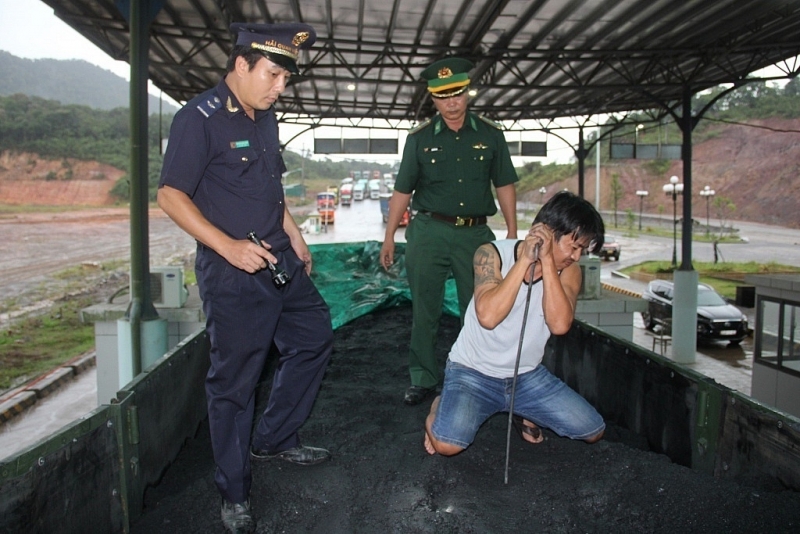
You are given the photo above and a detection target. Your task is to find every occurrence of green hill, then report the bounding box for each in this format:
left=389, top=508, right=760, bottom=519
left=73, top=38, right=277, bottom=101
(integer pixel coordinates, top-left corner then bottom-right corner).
left=0, top=50, right=177, bottom=113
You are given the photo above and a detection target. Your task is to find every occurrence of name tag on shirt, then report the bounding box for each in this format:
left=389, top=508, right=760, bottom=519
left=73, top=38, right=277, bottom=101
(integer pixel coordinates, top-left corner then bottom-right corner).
left=230, top=140, right=250, bottom=149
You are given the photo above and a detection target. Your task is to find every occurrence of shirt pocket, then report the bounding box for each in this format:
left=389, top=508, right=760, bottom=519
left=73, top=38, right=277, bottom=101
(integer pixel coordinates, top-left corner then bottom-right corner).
left=223, top=146, right=260, bottom=168
left=462, top=144, right=494, bottom=187
left=471, top=143, right=495, bottom=167
left=221, top=147, right=264, bottom=191
left=419, top=146, right=448, bottom=183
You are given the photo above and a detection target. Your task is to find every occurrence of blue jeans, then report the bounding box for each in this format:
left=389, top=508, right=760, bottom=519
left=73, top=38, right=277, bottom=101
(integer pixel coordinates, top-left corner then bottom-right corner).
left=431, top=360, right=606, bottom=449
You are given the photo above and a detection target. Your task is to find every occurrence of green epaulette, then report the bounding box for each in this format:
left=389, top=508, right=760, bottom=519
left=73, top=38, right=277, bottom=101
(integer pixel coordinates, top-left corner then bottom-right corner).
left=408, top=118, right=432, bottom=135
left=477, top=114, right=502, bottom=130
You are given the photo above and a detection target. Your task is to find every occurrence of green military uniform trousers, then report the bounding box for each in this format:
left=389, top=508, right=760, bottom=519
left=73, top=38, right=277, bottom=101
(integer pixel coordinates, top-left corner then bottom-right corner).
left=404, top=211, right=496, bottom=388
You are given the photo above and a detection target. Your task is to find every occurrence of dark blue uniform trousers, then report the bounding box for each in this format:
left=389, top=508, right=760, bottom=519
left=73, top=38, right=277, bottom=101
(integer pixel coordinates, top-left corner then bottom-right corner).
left=196, top=245, right=333, bottom=504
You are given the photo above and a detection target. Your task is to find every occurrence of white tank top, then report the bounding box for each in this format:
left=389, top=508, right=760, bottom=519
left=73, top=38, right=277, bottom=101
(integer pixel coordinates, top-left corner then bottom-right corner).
left=449, top=239, right=550, bottom=379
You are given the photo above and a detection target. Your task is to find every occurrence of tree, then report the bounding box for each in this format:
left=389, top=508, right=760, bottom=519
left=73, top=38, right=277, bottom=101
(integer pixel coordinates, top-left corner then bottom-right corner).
left=784, top=78, right=800, bottom=97
left=626, top=209, right=635, bottom=231
left=713, top=195, right=736, bottom=239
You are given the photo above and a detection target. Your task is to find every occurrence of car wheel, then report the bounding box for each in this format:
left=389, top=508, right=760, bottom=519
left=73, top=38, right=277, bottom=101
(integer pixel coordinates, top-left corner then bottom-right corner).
left=728, top=339, right=742, bottom=347
left=613, top=253, right=619, bottom=262
left=642, top=310, right=654, bottom=330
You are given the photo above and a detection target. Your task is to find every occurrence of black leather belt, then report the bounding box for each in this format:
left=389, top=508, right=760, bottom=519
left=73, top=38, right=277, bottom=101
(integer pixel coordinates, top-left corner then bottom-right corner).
left=423, top=211, right=487, bottom=227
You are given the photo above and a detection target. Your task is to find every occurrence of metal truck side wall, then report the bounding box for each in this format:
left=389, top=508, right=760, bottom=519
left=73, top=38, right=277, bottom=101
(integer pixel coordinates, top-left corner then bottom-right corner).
left=3, top=314, right=800, bottom=532
left=545, top=321, right=800, bottom=490
left=0, top=330, right=210, bottom=533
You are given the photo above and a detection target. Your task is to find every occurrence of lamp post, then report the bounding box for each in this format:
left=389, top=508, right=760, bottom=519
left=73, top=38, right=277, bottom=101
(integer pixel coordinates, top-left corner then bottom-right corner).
left=634, top=124, right=643, bottom=157
left=662, top=175, right=683, bottom=267
left=635, top=190, right=648, bottom=231
left=699, top=185, right=715, bottom=236
left=539, top=186, right=546, bottom=207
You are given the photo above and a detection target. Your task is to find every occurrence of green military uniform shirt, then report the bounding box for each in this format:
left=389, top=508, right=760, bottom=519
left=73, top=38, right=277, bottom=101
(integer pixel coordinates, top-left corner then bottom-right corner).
left=394, top=111, right=518, bottom=217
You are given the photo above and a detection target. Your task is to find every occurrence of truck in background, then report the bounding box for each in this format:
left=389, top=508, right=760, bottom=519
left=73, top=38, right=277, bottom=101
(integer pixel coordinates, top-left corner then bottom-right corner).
left=379, top=193, right=410, bottom=226
left=340, top=183, right=353, bottom=205
left=368, top=178, right=382, bottom=200
left=353, top=180, right=367, bottom=201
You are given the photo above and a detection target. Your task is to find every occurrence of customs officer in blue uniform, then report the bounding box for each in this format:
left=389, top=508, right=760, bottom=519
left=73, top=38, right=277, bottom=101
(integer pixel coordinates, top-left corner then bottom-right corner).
left=158, top=22, right=331, bottom=534
left=380, top=57, right=519, bottom=406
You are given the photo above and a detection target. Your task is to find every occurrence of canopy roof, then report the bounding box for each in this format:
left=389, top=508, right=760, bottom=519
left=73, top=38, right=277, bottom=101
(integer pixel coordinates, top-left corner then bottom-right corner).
left=42, top=0, right=800, bottom=124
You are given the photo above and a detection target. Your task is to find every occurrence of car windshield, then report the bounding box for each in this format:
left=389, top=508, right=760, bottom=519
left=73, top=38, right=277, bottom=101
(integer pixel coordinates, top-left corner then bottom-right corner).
left=697, top=289, right=727, bottom=306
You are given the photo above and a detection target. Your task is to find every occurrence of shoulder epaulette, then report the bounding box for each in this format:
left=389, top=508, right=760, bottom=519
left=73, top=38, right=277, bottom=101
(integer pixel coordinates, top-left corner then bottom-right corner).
left=408, top=118, right=432, bottom=135
left=194, top=92, right=223, bottom=119
left=477, top=114, right=502, bottom=130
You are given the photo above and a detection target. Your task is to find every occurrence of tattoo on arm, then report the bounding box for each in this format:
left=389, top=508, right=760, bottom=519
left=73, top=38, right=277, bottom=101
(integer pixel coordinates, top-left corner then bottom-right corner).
left=474, top=246, right=499, bottom=287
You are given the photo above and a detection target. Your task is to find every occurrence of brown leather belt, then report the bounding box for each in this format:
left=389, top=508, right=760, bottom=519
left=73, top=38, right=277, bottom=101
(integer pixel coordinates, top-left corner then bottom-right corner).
left=423, top=211, right=487, bottom=227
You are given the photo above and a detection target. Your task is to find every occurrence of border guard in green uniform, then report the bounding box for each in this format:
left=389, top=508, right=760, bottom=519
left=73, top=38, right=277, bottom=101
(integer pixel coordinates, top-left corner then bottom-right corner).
left=380, top=57, right=519, bottom=405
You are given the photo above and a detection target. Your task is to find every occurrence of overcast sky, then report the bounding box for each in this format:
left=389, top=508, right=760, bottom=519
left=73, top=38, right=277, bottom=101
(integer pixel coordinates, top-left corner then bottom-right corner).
left=0, top=0, right=131, bottom=78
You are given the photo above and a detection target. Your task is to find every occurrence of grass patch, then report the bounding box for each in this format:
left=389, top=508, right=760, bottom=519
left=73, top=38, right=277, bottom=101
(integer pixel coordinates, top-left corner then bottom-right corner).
left=0, top=259, right=134, bottom=390
left=699, top=278, right=740, bottom=300
left=620, top=260, right=800, bottom=300
left=0, top=296, right=95, bottom=390
left=615, top=226, right=744, bottom=243
left=620, top=260, right=800, bottom=276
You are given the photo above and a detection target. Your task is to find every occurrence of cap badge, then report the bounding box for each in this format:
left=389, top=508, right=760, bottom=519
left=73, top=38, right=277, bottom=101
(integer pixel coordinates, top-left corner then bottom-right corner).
left=292, top=32, right=310, bottom=46
left=438, top=67, right=453, bottom=79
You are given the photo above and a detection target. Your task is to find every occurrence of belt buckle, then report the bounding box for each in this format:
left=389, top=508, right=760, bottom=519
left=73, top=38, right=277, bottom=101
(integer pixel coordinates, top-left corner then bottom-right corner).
left=455, top=216, right=466, bottom=227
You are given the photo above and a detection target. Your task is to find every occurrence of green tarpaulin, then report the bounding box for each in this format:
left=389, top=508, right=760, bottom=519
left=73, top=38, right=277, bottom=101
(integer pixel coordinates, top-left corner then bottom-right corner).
left=309, top=241, right=459, bottom=330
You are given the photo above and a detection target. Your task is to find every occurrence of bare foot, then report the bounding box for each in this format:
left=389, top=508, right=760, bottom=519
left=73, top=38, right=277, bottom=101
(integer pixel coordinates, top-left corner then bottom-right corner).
left=423, top=430, right=436, bottom=455
left=423, top=396, right=441, bottom=455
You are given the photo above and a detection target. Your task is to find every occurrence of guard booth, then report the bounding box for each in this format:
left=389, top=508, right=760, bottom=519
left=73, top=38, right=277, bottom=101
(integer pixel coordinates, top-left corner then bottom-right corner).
left=283, top=183, right=306, bottom=197
left=299, top=212, right=322, bottom=234
left=747, top=273, right=800, bottom=419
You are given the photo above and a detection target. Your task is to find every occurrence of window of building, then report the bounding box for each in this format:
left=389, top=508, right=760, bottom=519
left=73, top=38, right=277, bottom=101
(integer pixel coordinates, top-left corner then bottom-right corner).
left=755, top=297, right=800, bottom=376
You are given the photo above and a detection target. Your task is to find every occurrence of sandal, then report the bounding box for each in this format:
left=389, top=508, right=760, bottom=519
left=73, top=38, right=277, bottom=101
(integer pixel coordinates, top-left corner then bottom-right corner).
left=512, top=415, right=543, bottom=444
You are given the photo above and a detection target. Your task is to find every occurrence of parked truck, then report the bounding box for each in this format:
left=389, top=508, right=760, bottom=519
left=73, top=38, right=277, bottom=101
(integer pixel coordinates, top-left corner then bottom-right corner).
left=379, top=193, right=410, bottom=225
left=340, top=183, right=353, bottom=206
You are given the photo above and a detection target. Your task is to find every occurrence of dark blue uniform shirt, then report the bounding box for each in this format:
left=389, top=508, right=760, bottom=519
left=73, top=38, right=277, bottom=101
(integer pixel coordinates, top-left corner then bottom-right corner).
left=159, top=78, right=290, bottom=251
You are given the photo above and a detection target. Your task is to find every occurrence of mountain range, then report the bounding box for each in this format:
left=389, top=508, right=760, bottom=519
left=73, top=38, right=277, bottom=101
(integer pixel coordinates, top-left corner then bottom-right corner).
left=0, top=50, right=178, bottom=113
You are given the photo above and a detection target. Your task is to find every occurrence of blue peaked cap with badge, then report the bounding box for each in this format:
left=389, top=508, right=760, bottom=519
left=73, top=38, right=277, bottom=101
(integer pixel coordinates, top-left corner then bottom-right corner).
left=230, top=22, right=316, bottom=75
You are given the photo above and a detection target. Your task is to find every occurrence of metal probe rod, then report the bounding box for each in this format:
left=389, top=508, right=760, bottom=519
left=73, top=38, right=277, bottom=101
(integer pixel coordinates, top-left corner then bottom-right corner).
left=504, top=244, right=538, bottom=484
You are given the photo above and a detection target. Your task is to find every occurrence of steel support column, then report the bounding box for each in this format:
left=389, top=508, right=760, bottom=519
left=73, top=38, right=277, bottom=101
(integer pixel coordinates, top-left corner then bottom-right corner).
left=672, top=86, right=698, bottom=364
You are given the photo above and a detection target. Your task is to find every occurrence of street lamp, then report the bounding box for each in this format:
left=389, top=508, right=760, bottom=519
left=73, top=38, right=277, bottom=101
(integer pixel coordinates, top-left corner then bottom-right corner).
left=699, top=185, right=715, bottom=236
left=662, top=175, right=683, bottom=267
left=539, top=187, right=546, bottom=207
left=634, top=124, right=644, bottom=157
left=635, top=190, right=648, bottom=231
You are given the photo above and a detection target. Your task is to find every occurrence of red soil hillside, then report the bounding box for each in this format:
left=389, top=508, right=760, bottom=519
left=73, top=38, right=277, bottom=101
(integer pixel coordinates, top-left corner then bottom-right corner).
left=2, top=118, right=799, bottom=228
left=528, top=117, right=800, bottom=229
left=0, top=151, right=124, bottom=206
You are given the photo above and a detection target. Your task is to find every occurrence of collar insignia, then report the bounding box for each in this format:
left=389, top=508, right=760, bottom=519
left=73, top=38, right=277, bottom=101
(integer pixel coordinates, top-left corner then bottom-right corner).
left=226, top=96, right=240, bottom=113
